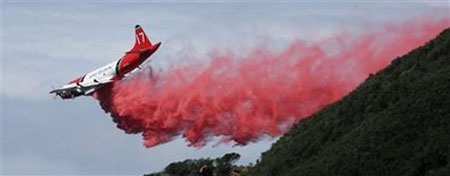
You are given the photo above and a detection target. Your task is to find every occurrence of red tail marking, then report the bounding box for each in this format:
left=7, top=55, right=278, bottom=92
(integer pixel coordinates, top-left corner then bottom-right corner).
left=130, top=25, right=152, bottom=52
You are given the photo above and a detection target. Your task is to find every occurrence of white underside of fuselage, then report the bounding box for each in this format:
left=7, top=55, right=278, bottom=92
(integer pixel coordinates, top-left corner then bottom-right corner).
left=54, top=59, right=121, bottom=98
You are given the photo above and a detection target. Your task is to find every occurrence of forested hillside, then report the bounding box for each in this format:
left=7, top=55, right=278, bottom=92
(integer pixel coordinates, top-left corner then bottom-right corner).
left=250, top=28, right=450, bottom=176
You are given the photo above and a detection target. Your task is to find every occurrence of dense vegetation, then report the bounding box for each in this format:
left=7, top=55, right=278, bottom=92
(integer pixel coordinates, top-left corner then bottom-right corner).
left=250, top=28, right=450, bottom=176
left=146, top=28, right=450, bottom=176
left=145, top=153, right=251, bottom=176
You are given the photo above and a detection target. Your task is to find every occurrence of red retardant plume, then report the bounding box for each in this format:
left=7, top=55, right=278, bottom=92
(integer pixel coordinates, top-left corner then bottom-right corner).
left=94, top=17, right=449, bottom=148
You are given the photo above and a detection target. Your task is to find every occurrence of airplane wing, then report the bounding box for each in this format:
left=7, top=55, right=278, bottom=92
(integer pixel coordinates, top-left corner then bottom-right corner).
left=78, top=77, right=115, bottom=94
left=81, top=78, right=114, bottom=87
left=81, top=78, right=115, bottom=95
left=49, top=84, right=78, bottom=94
left=50, top=77, right=115, bottom=98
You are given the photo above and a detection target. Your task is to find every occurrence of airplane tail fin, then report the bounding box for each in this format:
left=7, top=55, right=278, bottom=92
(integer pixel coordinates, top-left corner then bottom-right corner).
left=129, top=25, right=155, bottom=52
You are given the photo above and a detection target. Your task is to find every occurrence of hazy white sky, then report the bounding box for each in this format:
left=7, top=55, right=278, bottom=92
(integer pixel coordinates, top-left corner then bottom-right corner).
left=2, top=0, right=448, bottom=175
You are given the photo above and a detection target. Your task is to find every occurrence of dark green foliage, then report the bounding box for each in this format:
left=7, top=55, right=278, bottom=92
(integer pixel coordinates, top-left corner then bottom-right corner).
left=215, top=152, right=241, bottom=175
left=250, top=28, right=450, bottom=176
left=145, top=152, right=250, bottom=176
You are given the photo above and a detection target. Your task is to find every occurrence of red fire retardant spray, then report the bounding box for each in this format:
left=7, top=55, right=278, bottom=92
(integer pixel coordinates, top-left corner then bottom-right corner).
left=95, top=17, right=449, bottom=148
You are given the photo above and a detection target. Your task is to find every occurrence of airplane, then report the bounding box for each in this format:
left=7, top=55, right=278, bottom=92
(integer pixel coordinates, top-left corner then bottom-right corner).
left=49, top=25, right=161, bottom=99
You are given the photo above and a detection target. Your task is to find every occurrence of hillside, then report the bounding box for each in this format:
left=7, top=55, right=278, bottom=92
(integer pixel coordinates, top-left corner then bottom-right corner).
left=250, top=28, right=450, bottom=176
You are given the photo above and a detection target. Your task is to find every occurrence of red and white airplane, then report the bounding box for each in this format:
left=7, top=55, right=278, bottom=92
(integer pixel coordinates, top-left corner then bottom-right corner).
left=50, top=25, right=161, bottom=99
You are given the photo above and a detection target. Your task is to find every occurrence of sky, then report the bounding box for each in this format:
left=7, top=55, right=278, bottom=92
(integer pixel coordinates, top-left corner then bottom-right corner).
left=1, top=0, right=449, bottom=175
